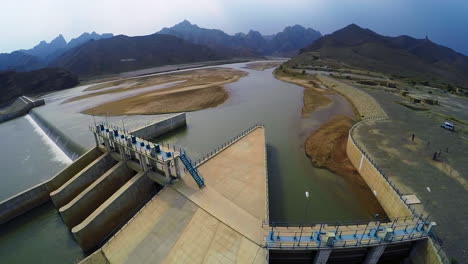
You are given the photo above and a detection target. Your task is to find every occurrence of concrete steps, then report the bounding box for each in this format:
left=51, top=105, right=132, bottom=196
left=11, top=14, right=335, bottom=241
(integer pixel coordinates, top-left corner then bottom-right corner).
left=50, top=153, right=118, bottom=208
left=71, top=170, right=158, bottom=252
left=46, top=147, right=162, bottom=252
left=59, top=161, right=137, bottom=228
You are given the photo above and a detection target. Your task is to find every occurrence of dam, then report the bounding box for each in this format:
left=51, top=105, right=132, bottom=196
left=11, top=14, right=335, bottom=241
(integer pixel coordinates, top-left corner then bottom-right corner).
left=0, top=113, right=440, bottom=263
left=0, top=62, right=446, bottom=263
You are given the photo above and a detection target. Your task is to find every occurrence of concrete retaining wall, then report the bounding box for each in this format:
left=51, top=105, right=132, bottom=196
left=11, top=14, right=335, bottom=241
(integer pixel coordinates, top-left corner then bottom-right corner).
left=72, top=171, right=157, bottom=252
left=0, top=183, right=49, bottom=224
left=346, top=135, right=412, bottom=218
left=0, top=147, right=102, bottom=224
left=59, top=161, right=136, bottom=228
left=130, top=113, right=186, bottom=139
left=50, top=153, right=117, bottom=208
left=409, top=239, right=443, bottom=264
left=0, top=96, right=45, bottom=123
left=45, top=147, right=103, bottom=192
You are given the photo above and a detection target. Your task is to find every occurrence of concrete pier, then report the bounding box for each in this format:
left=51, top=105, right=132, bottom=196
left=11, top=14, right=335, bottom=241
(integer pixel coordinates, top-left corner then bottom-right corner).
left=72, top=170, right=158, bottom=252
left=363, top=245, right=386, bottom=264
left=313, top=249, right=332, bottom=264
left=59, top=161, right=136, bottom=228
left=50, top=153, right=117, bottom=208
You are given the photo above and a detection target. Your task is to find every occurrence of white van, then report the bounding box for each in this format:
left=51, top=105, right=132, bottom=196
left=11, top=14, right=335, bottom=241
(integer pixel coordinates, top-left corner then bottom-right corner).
left=441, top=121, right=455, bottom=131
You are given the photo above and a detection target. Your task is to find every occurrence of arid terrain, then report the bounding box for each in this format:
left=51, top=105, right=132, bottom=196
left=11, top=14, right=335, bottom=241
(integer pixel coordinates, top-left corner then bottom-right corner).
left=273, top=67, right=332, bottom=116
left=67, top=67, right=248, bottom=115
left=244, top=61, right=283, bottom=71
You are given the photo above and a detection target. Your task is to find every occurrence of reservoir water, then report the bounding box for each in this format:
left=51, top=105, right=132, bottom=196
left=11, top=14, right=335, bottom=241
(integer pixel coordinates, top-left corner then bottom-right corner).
left=0, top=61, right=378, bottom=263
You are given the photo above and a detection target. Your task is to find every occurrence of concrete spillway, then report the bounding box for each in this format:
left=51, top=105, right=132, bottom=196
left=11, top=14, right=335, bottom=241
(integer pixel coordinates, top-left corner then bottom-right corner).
left=59, top=161, right=137, bottom=228
left=0, top=113, right=186, bottom=253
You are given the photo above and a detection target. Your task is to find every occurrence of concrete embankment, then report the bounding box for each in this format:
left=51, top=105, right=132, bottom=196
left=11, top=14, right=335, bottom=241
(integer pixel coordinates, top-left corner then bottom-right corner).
left=0, top=147, right=103, bottom=224
left=317, top=74, right=409, bottom=217
left=0, top=96, right=45, bottom=123
left=130, top=112, right=186, bottom=139
left=346, top=132, right=412, bottom=218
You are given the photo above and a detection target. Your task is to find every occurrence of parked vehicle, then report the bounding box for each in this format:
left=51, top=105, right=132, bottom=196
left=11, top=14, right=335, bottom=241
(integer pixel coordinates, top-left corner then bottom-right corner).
left=441, top=121, right=455, bottom=131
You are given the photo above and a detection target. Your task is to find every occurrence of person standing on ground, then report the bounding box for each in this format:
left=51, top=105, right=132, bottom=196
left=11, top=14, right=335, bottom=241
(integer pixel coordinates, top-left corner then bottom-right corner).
left=412, top=133, right=415, bottom=141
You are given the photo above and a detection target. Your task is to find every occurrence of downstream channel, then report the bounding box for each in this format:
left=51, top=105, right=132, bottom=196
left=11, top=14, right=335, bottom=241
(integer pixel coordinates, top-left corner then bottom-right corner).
left=0, top=61, right=376, bottom=263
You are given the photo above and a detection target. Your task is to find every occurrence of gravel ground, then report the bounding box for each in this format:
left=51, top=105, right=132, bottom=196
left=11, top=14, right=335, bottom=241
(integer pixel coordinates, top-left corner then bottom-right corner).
left=352, top=89, right=468, bottom=262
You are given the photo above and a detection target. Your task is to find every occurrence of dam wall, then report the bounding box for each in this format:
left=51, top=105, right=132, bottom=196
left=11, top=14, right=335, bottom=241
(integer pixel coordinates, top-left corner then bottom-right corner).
left=0, top=96, right=45, bottom=123
left=347, top=121, right=412, bottom=218
left=409, top=239, right=444, bottom=264
left=346, top=121, right=443, bottom=263
left=0, top=183, right=49, bottom=225
left=0, top=147, right=103, bottom=224
left=130, top=112, right=186, bottom=139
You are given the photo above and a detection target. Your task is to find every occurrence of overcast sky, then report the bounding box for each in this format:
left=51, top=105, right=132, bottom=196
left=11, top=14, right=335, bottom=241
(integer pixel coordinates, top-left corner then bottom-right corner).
left=2, top=0, right=467, bottom=55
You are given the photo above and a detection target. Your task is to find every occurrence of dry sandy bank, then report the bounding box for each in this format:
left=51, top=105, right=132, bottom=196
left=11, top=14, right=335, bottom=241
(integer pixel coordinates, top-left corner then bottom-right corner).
left=73, top=67, right=247, bottom=116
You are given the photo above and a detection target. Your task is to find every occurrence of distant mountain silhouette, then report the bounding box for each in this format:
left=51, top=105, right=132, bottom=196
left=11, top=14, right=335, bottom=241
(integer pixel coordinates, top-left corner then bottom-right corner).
left=67, top=32, right=114, bottom=50
left=0, top=68, right=79, bottom=106
left=296, top=24, right=468, bottom=86
left=269, top=25, right=321, bottom=56
left=0, top=32, right=114, bottom=72
left=1, top=21, right=323, bottom=76
left=22, top=35, right=67, bottom=59
left=50, top=34, right=229, bottom=77
left=158, top=20, right=322, bottom=57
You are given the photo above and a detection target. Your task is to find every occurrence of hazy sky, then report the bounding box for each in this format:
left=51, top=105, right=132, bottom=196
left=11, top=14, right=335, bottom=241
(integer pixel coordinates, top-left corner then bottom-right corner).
left=2, top=0, right=467, bottom=54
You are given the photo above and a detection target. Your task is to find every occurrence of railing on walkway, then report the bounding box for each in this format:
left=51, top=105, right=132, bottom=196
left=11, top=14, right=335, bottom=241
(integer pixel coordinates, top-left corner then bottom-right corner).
left=264, top=213, right=433, bottom=250
left=193, top=123, right=264, bottom=168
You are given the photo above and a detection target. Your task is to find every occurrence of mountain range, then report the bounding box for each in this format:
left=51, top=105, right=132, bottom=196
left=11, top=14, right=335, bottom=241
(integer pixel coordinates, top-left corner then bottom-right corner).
left=0, top=21, right=321, bottom=76
left=158, top=20, right=322, bottom=57
left=292, top=24, right=468, bottom=87
left=50, top=34, right=228, bottom=77
left=0, top=32, right=114, bottom=72
left=2, top=21, right=468, bottom=105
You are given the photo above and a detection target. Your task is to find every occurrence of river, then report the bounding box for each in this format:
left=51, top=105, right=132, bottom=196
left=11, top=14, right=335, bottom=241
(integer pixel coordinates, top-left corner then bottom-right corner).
left=0, top=61, right=377, bottom=263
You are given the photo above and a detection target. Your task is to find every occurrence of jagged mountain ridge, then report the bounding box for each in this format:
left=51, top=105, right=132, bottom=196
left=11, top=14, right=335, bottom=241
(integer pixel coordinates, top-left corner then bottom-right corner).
left=295, top=24, right=468, bottom=86
left=0, top=32, right=114, bottom=72
left=158, top=20, right=322, bottom=56
left=49, top=33, right=230, bottom=77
